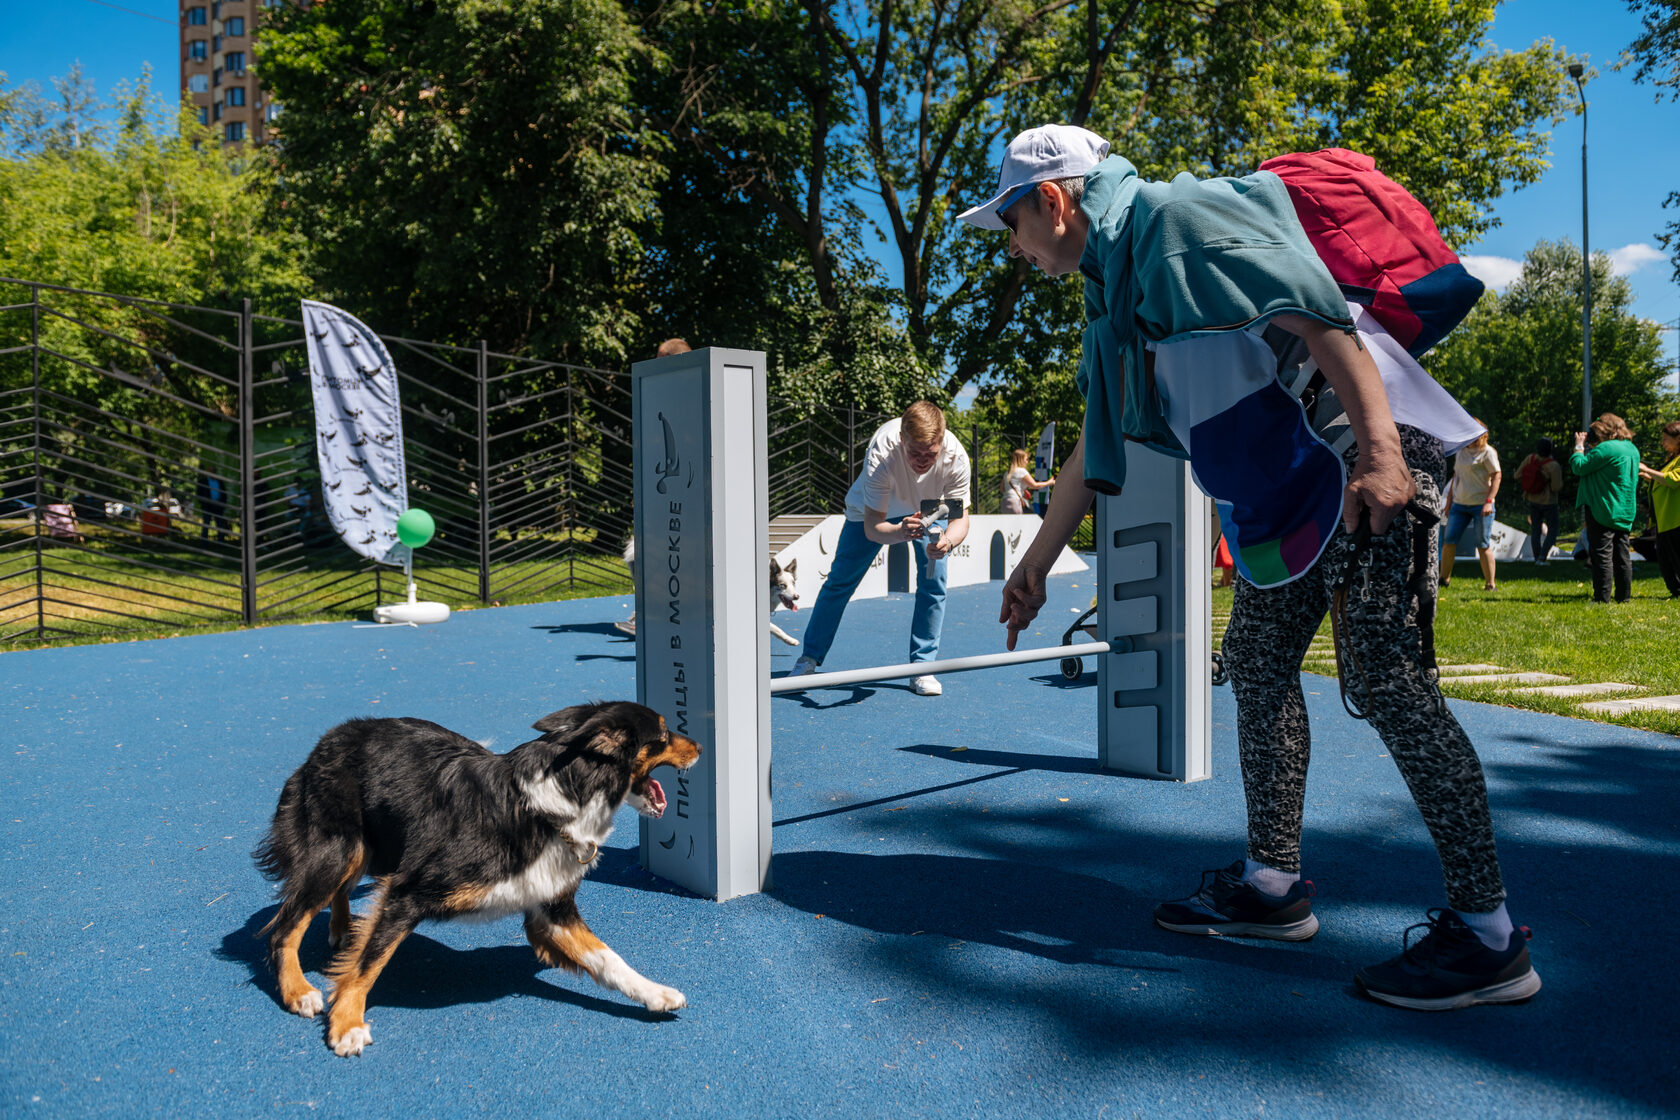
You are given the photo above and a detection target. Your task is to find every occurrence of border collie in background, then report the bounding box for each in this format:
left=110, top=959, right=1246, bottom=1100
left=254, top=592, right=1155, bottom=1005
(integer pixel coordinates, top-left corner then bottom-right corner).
left=768, top=557, right=800, bottom=645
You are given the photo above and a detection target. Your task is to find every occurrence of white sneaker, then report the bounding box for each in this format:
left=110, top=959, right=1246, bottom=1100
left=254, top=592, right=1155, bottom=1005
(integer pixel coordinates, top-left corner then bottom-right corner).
left=911, top=675, right=942, bottom=696
left=788, top=656, right=819, bottom=677
left=612, top=617, right=636, bottom=637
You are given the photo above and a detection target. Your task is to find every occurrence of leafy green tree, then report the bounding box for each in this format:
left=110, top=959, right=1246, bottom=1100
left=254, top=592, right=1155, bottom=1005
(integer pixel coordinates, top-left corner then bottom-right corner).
left=640, top=0, right=1577, bottom=418
left=1620, top=0, right=1680, bottom=99
left=1422, top=239, right=1676, bottom=523
left=0, top=69, right=308, bottom=423
left=1618, top=0, right=1680, bottom=280
left=258, top=0, right=663, bottom=368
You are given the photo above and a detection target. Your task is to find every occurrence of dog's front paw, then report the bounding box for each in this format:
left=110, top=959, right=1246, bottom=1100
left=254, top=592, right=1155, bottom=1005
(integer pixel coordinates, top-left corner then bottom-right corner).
left=289, top=987, right=324, bottom=1018
left=640, top=984, right=686, bottom=1013
left=331, top=1023, right=372, bottom=1057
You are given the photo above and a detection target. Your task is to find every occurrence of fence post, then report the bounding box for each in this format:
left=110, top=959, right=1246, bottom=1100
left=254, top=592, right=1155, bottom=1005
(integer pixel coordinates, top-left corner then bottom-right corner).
left=238, top=298, right=257, bottom=625
left=476, top=340, right=491, bottom=604
left=30, top=285, right=43, bottom=639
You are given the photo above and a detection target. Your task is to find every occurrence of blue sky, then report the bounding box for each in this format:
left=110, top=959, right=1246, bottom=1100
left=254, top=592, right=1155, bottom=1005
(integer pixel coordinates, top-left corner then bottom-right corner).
left=1, top=0, right=1675, bottom=383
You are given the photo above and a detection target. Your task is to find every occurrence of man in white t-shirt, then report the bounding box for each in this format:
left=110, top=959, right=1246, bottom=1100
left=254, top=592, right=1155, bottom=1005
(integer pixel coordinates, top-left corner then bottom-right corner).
left=787, top=401, right=971, bottom=696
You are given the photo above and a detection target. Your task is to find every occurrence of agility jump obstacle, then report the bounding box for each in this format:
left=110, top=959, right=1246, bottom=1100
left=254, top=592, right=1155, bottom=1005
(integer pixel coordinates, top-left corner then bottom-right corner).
left=631, top=348, right=1211, bottom=901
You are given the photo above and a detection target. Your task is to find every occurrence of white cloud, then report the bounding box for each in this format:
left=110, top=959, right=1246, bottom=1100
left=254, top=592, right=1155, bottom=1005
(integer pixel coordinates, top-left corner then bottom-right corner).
left=1459, top=255, right=1525, bottom=292
left=1607, top=242, right=1666, bottom=276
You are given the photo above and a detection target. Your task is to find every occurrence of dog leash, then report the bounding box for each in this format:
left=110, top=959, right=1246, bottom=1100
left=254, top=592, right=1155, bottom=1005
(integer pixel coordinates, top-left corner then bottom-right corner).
left=1329, top=498, right=1443, bottom=721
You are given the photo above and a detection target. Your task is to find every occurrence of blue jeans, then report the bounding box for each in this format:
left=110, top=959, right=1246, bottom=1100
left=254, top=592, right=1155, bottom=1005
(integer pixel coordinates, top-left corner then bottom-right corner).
left=1441, top=502, right=1495, bottom=552
left=798, top=515, right=947, bottom=666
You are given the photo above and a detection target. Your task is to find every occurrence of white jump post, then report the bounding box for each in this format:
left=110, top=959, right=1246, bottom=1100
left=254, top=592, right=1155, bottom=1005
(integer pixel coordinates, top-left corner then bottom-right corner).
left=632, top=349, right=1210, bottom=901
left=1094, top=446, right=1212, bottom=782
left=631, top=347, right=772, bottom=901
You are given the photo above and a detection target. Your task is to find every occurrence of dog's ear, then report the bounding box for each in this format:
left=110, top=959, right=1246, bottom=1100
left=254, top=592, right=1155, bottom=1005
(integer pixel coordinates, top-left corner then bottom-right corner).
left=547, top=702, right=662, bottom=756
left=769, top=558, right=781, bottom=578
left=785, top=558, right=796, bottom=578
left=531, top=704, right=598, bottom=735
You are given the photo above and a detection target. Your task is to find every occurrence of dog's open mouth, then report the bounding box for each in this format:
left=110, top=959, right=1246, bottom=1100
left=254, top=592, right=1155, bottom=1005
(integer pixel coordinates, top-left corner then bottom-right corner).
left=778, top=593, right=798, bottom=611
left=638, top=778, right=667, bottom=818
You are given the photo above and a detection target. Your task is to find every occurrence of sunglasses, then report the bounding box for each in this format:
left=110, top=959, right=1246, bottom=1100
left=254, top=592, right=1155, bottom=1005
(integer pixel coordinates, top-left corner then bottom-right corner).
left=996, top=182, right=1038, bottom=234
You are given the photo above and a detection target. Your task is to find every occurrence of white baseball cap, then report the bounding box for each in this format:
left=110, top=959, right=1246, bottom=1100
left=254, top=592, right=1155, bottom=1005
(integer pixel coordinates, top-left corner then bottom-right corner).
left=957, top=124, right=1111, bottom=230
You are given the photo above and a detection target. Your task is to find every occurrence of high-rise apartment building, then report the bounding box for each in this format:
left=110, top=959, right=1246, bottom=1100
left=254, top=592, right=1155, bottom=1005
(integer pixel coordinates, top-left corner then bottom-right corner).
left=179, top=0, right=284, bottom=146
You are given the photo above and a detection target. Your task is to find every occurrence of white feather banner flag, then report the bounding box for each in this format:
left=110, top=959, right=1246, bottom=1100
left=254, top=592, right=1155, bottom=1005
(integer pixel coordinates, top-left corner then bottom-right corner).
left=301, top=299, right=409, bottom=566
left=1033, top=421, right=1055, bottom=511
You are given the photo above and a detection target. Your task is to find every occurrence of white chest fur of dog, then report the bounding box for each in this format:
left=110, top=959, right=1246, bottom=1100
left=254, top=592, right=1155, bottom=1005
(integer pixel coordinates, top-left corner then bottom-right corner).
left=463, top=781, right=620, bottom=920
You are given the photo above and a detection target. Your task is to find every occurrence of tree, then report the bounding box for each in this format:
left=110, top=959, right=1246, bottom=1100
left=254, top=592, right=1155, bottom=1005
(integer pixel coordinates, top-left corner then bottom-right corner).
left=638, top=0, right=1577, bottom=417
left=1620, top=0, right=1680, bottom=100
left=258, top=0, right=664, bottom=368
left=0, top=69, right=308, bottom=400
left=0, top=69, right=310, bottom=501
left=1422, top=239, right=1676, bottom=521
left=1618, top=0, right=1680, bottom=281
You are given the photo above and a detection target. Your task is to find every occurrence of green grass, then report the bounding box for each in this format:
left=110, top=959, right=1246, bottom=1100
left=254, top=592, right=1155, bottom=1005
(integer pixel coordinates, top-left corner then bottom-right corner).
left=1211, top=556, right=1680, bottom=738
left=10, top=516, right=1677, bottom=739
left=1, top=517, right=632, bottom=652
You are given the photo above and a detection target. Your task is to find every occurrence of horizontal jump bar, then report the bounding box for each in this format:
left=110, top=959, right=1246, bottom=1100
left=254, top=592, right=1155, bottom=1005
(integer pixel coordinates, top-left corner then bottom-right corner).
left=769, top=641, right=1112, bottom=694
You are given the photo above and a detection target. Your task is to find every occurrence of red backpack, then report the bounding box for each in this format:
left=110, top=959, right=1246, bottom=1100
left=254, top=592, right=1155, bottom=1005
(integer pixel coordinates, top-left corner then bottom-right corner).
left=1519, top=455, right=1551, bottom=496
left=1258, top=148, right=1484, bottom=357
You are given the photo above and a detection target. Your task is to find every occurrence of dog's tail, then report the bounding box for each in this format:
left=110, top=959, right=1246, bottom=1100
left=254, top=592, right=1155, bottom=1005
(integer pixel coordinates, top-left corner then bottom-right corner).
left=253, top=774, right=301, bottom=885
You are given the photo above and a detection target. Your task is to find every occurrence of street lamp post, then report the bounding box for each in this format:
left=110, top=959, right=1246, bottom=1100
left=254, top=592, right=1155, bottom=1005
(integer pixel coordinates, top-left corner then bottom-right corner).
left=1569, top=63, right=1592, bottom=429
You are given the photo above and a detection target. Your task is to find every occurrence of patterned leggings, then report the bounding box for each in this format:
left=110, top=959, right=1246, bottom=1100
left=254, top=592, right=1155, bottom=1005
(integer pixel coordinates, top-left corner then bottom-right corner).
left=1222, top=426, right=1506, bottom=913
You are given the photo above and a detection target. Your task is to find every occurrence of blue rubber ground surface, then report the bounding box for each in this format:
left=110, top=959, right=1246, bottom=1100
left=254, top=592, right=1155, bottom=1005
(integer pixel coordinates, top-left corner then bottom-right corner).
left=3, top=570, right=1676, bottom=1118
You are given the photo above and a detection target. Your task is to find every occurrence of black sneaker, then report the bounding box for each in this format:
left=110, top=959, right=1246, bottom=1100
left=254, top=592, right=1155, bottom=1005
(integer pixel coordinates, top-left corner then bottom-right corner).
left=1355, top=908, right=1542, bottom=1011
left=1153, top=861, right=1319, bottom=940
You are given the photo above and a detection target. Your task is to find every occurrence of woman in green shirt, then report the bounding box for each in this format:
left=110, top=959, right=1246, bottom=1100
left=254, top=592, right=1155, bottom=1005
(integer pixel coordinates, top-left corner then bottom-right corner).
left=1637, top=420, right=1680, bottom=598
left=1570, top=413, right=1642, bottom=603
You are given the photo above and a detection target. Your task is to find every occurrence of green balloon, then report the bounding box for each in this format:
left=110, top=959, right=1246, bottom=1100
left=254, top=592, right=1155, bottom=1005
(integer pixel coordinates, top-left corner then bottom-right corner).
left=396, top=508, right=435, bottom=548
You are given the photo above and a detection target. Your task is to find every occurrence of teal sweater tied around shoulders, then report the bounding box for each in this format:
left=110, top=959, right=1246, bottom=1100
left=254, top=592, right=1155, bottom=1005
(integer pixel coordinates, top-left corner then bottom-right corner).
left=1074, top=155, right=1353, bottom=494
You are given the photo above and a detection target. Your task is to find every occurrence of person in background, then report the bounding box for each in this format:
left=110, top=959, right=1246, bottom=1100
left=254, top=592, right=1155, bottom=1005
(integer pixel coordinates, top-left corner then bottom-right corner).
left=1571, top=413, right=1642, bottom=604
left=1001, top=447, right=1055, bottom=514
left=1439, top=422, right=1501, bottom=590
left=197, top=467, right=231, bottom=543
left=1515, top=437, right=1563, bottom=565
left=616, top=337, right=693, bottom=638
left=1213, top=525, right=1235, bottom=588
left=787, top=401, right=971, bottom=697
left=1637, top=420, right=1680, bottom=599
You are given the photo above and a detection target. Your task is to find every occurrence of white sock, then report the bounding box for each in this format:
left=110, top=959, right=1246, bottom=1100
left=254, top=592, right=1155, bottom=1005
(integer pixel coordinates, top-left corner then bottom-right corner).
left=1454, top=902, right=1514, bottom=950
left=1241, top=859, right=1300, bottom=898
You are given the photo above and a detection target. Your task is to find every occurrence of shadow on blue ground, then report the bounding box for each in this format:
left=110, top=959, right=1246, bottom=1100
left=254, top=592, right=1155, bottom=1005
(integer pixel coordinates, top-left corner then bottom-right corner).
left=218, top=903, right=674, bottom=1030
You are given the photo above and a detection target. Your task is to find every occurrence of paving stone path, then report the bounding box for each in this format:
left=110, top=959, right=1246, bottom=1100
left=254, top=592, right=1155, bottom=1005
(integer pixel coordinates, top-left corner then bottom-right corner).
left=1209, top=612, right=1680, bottom=720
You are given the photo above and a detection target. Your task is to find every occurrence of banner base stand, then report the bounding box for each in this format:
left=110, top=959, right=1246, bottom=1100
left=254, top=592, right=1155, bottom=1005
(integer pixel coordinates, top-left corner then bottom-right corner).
left=373, top=601, right=450, bottom=625
left=373, top=570, right=450, bottom=625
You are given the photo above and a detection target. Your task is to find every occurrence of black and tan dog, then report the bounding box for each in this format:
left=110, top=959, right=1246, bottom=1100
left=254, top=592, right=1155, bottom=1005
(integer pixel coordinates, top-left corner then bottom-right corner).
left=254, top=701, right=702, bottom=1057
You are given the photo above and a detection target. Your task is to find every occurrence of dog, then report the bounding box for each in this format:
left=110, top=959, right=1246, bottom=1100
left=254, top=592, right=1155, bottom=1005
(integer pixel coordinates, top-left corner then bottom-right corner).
left=254, top=701, right=702, bottom=1057
left=623, top=538, right=799, bottom=647
left=768, top=557, right=800, bottom=646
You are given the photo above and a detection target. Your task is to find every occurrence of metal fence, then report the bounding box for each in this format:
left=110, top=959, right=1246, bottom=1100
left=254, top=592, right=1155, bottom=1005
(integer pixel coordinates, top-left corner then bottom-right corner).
left=0, top=279, right=1046, bottom=648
